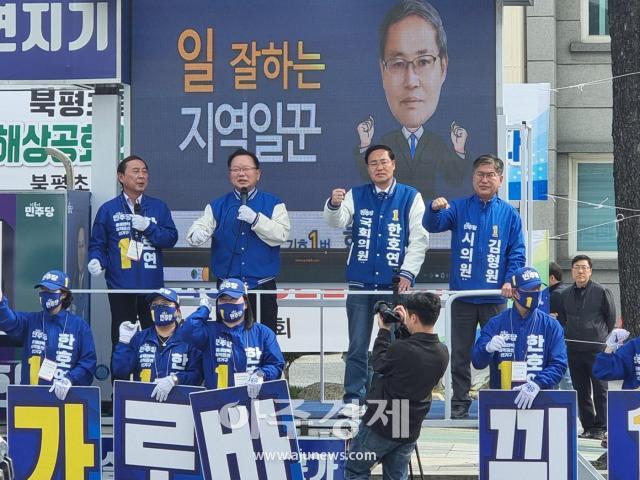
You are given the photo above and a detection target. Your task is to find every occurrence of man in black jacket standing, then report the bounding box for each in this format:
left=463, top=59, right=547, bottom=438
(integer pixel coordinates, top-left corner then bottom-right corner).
left=344, top=292, right=449, bottom=480
left=557, top=254, right=616, bottom=440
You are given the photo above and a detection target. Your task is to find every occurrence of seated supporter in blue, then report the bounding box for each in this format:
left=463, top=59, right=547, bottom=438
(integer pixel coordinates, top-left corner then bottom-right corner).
left=112, top=288, right=203, bottom=402
left=182, top=278, right=285, bottom=396
left=472, top=266, right=568, bottom=409
left=0, top=270, right=97, bottom=401
left=593, top=328, right=638, bottom=388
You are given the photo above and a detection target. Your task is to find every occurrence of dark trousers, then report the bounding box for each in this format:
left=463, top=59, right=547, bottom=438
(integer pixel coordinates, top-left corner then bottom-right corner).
left=217, top=279, right=278, bottom=333
left=107, top=293, right=153, bottom=348
left=568, top=349, right=608, bottom=432
left=451, top=300, right=506, bottom=409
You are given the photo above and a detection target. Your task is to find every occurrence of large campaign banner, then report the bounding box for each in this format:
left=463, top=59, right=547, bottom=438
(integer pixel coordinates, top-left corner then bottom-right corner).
left=190, top=379, right=304, bottom=479
left=608, top=391, right=640, bottom=480
left=478, top=390, right=578, bottom=480
left=131, top=0, right=497, bottom=250
left=7, top=385, right=102, bottom=480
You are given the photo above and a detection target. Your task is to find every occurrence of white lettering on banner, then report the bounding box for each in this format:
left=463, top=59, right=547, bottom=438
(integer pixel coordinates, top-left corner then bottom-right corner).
left=199, top=400, right=293, bottom=480
left=179, top=102, right=321, bottom=164
left=124, top=400, right=198, bottom=472
left=0, top=2, right=108, bottom=53
left=488, top=408, right=568, bottom=479
left=460, top=223, right=477, bottom=279
left=24, top=201, right=55, bottom=218
left=486, top=238, right=502, bottom=284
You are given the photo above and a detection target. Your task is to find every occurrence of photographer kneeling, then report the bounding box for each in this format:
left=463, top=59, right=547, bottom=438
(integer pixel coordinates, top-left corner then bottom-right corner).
left=345, top=292, right=449, bottom=480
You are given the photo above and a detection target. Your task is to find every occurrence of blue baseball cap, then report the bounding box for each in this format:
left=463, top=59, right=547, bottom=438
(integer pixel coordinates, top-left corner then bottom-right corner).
left=217, top=278, right=246, bottom=299
left=34, top=270, right=70, bottom=291
left=511, top=266, right=543, bottom=290
left=146, top=287, right=180, bottom=306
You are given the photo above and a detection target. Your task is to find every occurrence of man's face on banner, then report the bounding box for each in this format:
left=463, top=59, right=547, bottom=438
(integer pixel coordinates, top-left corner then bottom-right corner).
left=380, top=15, right=447, bottom=130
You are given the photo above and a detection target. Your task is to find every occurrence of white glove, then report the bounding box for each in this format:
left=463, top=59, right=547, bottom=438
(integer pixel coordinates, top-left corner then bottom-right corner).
left=189, top=228, right=211, bottom=246
left=49, top=377, right=72, bottom=401
left=119, top=321, right=138, bottom=344
left=131, top=214, right=151, bottom=231
left=237, top=205, right=258, bottom=224
left=87, top=259, right=103, bottom=276
left=606, top=328, right=630, bottom=350
left=151, top=376, right=176, bottom=402
left=513, top=380, right=540, bottom=409
left=486, top=335, right=507, bottom=353
left=247, top=370, right=264, bottom=398
left=199, top=292, right=211, bottom=311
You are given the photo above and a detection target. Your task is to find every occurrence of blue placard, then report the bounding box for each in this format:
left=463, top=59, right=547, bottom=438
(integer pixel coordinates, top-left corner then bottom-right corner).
left=113, top=380, right=205, bottom=480
left=0, top=0, right=126, bottom=83
left=608, top=391, right=640, bottom=480
left=7, top=385, right=101, bottom=480
left=190, top=379, right=304, bottom=480
left=478, top=390, right=577, bottom=480
left=299, top=437, right=346, bottom=480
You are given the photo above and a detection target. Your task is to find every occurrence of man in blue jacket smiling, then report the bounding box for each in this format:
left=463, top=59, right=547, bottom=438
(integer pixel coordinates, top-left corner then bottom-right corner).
left=472, top=266, right=567, bottom=409
left=423, top=154, right=525, bottom=418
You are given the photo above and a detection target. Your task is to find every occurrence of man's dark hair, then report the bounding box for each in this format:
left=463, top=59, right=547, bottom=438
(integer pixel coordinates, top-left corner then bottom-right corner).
left=403, top=292, right=441, bottom=327
left=379, top=0, right=448, bottom=63
left=549, top=262, right=563, bottom=282
left=571, top=254, right=593, bottom=269
left=365, top=144, right=395, bottom=164
left=472, top=154, right=504, bottom=175
left=228, top=148, right=260, bottom=169
left=61, top=291, right=74, bottom=311
left=117, top=155, right=149, bottom=176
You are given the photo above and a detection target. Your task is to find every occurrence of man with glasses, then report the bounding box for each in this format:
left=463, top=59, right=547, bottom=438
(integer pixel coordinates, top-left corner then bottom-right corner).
left=354, top=0, right=469, bottom=200
left=557, top=254, right=616, bottom=440
left=187, top=148, right=291, bottom=333
left=423, top=154, right=526, bottom=419
left=324, top=144, right=428, bottom=415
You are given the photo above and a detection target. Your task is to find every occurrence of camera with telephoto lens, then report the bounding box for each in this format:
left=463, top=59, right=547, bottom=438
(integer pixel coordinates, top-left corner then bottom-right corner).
left=372, top=272, right=403, bottom=324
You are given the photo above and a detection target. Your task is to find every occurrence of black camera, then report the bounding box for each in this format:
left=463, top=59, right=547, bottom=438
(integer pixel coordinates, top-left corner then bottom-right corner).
left=373, top=300, right=403, bottom=323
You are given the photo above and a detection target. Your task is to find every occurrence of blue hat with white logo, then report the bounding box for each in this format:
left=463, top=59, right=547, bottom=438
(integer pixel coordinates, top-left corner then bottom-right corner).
left=511, top=266, right=543, bottom=290
left=146, top=287, right=180, bottom=306
left=217, top=278, right=246, bottom=299
left=34, top=270, right=70, bottom=291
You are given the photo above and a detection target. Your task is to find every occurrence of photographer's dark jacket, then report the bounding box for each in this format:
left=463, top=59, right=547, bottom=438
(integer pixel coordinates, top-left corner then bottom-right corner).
left=362, top=329, right=449, bottom=443
left=557, top=280, right=616, bottom=353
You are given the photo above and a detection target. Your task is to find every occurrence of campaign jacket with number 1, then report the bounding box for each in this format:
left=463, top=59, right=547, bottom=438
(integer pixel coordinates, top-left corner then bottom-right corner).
left=181, top=306, right=285, bottom=390
left=111, top=324, right=203, bottom=385
left=471, top=306, right=568, bottom=389
left=89, top=193, right=178, bottom=289
left=323, top=180, right=428, bottom=288
left=423, top=194, right=526, bottom=303
left=0, top=297, right=97, bottom=386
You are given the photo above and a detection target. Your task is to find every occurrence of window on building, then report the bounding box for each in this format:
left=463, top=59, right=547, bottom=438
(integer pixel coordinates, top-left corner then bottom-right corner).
left=582, top=0, right=610, bottom=41
left=570, top=156, right=617, bottom=256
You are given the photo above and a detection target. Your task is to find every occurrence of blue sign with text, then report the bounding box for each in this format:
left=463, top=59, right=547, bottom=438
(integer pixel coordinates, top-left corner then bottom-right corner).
left=608, top=391, right=640, bottom=480
left=478, top=390, right=577, bottom=480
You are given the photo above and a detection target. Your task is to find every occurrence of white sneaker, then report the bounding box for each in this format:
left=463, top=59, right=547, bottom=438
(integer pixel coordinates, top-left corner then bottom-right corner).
left=339, top=403, right=365, bottom=418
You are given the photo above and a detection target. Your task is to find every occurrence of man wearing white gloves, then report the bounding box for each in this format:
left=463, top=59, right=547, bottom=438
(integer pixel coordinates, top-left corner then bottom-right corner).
left=0, top=270, right=97, bottom=400
left=593, top=328, right=638, bottom=388
left=182, top=278, right=284, bottom=396
left=186, top=149, right=290, bottom=333
left=472, top=266, right=568, bottom=410
left=111, top=288, right=203, bottom=402
left=88, top=155, right=178, bottom=350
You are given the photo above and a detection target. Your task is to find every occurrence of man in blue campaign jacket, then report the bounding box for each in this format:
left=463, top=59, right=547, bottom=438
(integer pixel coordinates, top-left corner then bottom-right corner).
left=593, top=327, right=639, bottom=388
left=88, top=155, right=178, bottom=348
left=0, top=270, right=97, bottom=401
left=187, top=149, right=290, bottom=334
left=423, top=154, right=525, bottom=418
left=323, top=144, right=428, bottom=411
left=182, top=278, right=284, bottom=395
left=112, top=288, right=203, bottom=402
left=472, top=267, right=567, bottom=409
